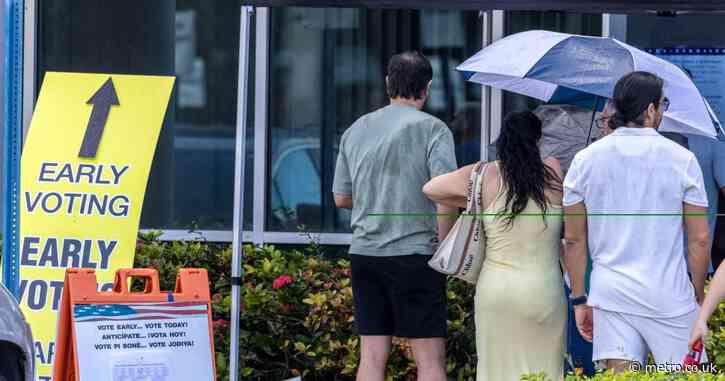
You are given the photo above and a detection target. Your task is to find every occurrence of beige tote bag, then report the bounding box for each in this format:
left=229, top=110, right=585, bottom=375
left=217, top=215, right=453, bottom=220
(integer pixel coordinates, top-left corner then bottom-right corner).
left=428, top=162, right=488, bottom=284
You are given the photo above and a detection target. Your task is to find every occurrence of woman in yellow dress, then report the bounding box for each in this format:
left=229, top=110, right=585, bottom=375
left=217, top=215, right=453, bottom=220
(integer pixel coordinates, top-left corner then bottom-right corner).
left=424, top=110, right=566, bottom=381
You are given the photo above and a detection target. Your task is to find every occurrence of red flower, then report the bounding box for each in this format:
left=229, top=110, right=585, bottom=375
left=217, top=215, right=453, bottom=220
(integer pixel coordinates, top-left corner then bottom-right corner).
left=272, top=275, right=294, bottom=289
left=213, top=319, right=229, bottom=330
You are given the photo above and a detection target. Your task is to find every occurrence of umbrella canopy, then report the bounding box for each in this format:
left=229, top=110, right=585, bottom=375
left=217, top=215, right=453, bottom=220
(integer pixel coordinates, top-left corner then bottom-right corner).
left=535, top=105, right=603, bottom=174
left=458, top=30, right=723, bottom=138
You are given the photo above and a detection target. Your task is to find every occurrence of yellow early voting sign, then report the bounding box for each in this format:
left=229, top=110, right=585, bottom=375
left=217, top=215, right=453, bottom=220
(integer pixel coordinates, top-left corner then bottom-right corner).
left=19, top=72, right=174, bottom=380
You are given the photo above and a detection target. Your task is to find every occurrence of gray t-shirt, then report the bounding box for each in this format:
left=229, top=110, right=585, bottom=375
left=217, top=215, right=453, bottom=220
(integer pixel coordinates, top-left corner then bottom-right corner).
left=332, top=103, right=457, bottom=256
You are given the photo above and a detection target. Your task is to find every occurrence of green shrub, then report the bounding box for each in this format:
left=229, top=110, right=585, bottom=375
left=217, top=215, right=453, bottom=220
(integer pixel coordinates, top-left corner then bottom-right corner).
left=134, top=232, right=476, bottom=380
left=524, top=370, right=725, bottom=380
left=134, top=232, right=725, bottom=380
left=706, top=289, right=725, bottom=368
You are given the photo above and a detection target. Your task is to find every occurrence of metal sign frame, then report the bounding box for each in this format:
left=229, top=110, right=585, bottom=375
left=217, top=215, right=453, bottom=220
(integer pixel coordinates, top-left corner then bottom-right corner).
left=2, top=0, right=24, bottom=298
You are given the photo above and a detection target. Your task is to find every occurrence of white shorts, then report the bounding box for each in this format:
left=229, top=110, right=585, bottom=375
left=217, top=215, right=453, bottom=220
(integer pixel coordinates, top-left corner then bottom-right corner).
left=592, top=307, right=707, bottom=367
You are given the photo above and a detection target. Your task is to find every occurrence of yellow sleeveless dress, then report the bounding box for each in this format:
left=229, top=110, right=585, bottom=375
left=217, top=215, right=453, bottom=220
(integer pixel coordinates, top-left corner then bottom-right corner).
left=474, top=165, right=566, bottom=381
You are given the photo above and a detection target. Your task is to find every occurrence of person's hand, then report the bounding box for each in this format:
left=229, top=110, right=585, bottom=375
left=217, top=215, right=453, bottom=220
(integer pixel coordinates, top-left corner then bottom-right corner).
left=575, top=305, right=593, bottom=342
left=689, top=319, right=708, bottom=351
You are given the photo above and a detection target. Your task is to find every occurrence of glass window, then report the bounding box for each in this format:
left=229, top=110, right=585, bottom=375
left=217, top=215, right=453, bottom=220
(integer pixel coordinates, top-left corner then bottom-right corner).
left=502, top=12, right=603, bottom=116
left=267, top=8, right=483, bottom=233
left=36, top=1, right=254, bottom=232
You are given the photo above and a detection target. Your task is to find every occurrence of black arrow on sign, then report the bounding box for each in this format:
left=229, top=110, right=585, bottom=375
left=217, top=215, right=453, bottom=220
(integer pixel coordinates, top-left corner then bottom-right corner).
left=78, top=77, right=120, bottom=158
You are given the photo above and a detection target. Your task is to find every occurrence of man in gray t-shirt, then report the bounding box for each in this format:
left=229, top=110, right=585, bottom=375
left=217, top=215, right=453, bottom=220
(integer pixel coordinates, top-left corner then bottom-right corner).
left=333, top=51, right=457, bottom=381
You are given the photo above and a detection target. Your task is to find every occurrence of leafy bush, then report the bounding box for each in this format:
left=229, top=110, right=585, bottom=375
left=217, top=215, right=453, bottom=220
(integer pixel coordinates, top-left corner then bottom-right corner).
left=134, top=232, right=725, bottom=380
left=134, top=232, right=476, bottom=380
left=706, top=290, right=725, bottom=369
left=524, top=370, right=725, bottom=380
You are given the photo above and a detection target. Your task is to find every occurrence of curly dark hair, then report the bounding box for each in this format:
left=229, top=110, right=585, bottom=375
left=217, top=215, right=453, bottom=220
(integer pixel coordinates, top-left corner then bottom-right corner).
left=386, top=51, right=433, bottom=100
left=495, top=111, right=562, bottom=228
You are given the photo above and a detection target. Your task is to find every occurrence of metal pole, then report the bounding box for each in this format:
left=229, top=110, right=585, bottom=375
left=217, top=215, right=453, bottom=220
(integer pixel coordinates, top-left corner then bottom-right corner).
left=2, top=0, right=24, bottom=298
left=488, top=10, right=504, bottom=144
left=479, top=11, right=490, bottom=162
left=230, top=5, right=253, bottom=381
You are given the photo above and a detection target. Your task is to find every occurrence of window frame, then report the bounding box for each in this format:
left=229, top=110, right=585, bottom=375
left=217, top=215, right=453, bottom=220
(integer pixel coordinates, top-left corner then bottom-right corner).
left=26, top=7, right=612, bottom=244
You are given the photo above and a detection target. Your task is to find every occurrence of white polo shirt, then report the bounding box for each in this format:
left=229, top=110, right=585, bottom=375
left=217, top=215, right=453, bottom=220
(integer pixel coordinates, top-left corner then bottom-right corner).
left=563, top=127, right=708, bottom=318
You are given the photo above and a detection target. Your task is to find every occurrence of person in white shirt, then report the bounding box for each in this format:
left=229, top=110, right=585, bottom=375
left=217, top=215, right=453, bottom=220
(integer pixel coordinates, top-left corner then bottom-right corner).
left=563, top=71, right=712, bottom=373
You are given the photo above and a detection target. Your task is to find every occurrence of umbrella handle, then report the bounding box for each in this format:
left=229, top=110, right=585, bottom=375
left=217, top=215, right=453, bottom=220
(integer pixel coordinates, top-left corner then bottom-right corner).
left=585, top=97, right=601, bottom=147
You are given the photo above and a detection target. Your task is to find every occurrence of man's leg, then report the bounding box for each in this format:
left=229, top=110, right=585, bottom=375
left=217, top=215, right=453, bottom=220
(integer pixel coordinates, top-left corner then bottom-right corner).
left=410, top=338, right=446, bottom=381
left=388, top=255, right=448, bottom=381
left=358, top=336, right=392, bottom=381
left=605, top=359, right=634, bottom=373
left=592, top=308, right=648, bottom=373
left=349, top=255, right=395, bottom=381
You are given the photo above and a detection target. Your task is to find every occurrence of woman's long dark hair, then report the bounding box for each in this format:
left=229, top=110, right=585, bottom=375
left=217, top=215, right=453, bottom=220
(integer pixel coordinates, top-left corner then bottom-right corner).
left=495, top=111, right=562, bottom=228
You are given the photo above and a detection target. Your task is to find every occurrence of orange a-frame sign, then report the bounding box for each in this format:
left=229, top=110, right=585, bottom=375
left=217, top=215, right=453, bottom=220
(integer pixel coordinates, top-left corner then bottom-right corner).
left=53, top=268, right=216, bottom=381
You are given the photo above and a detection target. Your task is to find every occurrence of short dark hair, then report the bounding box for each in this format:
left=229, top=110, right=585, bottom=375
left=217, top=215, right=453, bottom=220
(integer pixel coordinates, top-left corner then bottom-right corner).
left=386, top=51, right=433, bottom=100
left=609, top=71, right=664, bottom=129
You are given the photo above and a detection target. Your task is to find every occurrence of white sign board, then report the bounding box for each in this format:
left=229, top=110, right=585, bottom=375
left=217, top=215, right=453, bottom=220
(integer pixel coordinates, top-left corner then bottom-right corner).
left=73, top=302, right=214, bottom=381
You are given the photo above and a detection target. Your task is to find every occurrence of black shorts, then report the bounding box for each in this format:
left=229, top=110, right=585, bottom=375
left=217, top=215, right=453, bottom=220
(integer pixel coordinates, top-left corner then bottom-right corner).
left=349, top=254, right=447, bottom=338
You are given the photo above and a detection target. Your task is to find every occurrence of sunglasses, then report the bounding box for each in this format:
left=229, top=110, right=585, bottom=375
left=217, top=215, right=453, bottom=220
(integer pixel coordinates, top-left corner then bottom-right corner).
left=595, top=116, right=610, bottom=130
left=659, top=97, right=670, bottom=112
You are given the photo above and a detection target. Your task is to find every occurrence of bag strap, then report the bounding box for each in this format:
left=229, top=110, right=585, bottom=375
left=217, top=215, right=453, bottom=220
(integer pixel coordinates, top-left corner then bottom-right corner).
left=474, top=162, right=488, bottom=225
left=465, top=162, right=483, bottom=213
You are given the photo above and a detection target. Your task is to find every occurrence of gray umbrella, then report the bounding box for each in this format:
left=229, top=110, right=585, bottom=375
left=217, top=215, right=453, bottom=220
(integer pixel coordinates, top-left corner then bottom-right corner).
left=534, top=104, right=604, bottom=175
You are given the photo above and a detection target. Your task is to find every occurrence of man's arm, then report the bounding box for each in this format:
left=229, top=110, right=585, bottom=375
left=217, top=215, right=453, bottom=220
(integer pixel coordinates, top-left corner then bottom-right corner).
left=332, top=135, right=353, bottom=210
left=681, top=154, right=710, bottom=302
left=564, top=201, right=592, bottom=342
left=334, top=194, right=353, bottom=209
left=564, top=202, right=588, bottom=299
left=684, top=202, right=711, bottom=304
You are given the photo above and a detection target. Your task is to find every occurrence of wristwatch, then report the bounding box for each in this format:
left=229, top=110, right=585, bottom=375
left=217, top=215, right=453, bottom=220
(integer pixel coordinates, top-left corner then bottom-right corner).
left=569, top=293, right=588, bottom=307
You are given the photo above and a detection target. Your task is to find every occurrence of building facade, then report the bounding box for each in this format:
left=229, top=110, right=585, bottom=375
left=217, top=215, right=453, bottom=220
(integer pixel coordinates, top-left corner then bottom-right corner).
left=4, top=2, right=724, bottom=260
